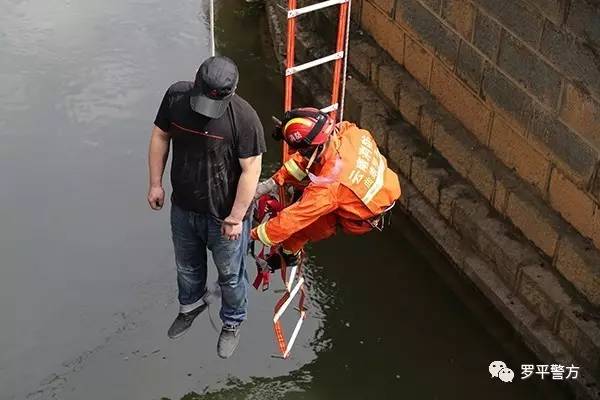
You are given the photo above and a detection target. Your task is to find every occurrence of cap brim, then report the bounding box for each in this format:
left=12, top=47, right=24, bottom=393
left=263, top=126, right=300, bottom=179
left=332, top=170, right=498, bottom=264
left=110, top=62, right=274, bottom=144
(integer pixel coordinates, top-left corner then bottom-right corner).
left=190, top=94, right=230, bottom=118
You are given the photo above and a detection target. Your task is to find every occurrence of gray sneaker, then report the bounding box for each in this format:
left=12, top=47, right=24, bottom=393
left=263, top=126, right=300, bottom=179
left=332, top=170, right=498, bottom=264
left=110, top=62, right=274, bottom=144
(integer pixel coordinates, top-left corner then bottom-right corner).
left=167, top=303, right=208, bottom=339
left=217, top=323, right=241, bottom=358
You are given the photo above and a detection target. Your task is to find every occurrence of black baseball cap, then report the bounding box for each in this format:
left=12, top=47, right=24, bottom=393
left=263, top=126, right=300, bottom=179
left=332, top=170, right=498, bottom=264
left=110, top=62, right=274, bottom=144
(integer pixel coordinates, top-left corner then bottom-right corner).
left=189, top=56, right=239, bottom=118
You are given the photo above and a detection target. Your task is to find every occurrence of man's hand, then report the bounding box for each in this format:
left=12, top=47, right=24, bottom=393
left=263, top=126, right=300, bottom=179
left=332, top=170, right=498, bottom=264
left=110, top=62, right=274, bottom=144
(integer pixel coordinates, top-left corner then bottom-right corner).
left=222, top=216, right=243, bottom=241
left=148, top=185, right=165, bottom=210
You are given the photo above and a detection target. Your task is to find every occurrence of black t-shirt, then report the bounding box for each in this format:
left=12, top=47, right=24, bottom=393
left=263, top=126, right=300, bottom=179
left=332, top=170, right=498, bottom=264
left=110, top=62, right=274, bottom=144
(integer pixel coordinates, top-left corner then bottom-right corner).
left=154, top=81, right=266, bottom=219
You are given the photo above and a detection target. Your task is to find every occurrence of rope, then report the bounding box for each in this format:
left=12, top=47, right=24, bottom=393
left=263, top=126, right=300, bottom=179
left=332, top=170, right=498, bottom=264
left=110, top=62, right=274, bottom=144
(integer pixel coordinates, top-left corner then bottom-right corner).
left=209, top=0, right=216, bottom=56
left=339, top=0, right=351, bottom=121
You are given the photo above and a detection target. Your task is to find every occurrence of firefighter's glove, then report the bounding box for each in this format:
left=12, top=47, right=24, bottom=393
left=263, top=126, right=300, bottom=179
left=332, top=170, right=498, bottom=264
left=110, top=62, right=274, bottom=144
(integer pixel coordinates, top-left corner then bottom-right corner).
left=254, top=178, right=277, bottom=201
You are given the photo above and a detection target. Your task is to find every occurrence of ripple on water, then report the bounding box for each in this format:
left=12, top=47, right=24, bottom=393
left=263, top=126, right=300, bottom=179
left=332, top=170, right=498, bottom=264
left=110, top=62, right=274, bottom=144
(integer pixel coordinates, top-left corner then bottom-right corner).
left=63, top=53, right=145, bottom=124
left=0, top=73, right=30, bottom=114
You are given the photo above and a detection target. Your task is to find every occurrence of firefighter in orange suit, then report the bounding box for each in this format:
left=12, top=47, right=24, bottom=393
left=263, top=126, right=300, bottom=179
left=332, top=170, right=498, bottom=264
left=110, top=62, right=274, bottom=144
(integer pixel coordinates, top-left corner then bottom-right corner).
left=250, top=107, right=401, bottom=269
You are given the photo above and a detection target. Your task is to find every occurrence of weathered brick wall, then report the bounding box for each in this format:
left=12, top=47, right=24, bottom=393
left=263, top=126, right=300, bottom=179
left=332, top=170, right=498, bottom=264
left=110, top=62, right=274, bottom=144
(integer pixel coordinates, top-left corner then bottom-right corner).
left=265, top=1, right=600, bottom=392
left=356, top=0, right=600, bottom=250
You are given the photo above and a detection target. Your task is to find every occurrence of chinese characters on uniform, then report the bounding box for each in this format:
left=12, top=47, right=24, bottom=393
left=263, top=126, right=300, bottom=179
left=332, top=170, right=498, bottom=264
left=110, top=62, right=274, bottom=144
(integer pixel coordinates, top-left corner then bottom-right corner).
left=348, top=135, right=380, bottom=189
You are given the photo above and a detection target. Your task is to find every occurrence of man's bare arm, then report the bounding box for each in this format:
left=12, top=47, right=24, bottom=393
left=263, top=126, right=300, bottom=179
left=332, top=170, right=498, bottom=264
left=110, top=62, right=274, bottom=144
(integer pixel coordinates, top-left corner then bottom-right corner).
left=222, top=155, right=262, bottom=239
left=147, top=125, right=171, bottom=210
left=229, top=155, right=262, bottom=222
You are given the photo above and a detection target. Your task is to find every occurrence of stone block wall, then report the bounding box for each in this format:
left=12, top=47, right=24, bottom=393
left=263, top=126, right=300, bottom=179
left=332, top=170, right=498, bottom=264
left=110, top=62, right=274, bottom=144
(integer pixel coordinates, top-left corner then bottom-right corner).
left=357, top=0, right=600, bottom=247
left=355, top=0, right=600, bottom=308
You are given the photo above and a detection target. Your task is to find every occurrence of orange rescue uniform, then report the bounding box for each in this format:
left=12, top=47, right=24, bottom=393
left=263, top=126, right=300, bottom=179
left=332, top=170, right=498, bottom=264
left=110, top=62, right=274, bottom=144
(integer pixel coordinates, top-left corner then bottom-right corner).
left=251, top=121, right=401, bottom=252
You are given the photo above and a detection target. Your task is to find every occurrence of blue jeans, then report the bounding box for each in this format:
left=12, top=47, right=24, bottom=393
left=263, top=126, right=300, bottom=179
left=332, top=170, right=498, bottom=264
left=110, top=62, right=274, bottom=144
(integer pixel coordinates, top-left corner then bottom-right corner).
left=170, top=204, right=250, bottom=326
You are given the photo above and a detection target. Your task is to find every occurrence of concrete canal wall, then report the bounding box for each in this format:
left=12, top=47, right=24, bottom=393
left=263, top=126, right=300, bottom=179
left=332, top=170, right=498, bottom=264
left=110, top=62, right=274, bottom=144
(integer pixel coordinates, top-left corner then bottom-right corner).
left=265, top=0, right=600, bottom=397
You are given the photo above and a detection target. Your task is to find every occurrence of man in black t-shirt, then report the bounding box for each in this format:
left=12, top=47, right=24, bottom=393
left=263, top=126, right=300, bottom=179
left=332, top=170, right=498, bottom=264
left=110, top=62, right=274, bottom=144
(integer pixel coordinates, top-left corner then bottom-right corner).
left=147, top=56, right=265, bottom=358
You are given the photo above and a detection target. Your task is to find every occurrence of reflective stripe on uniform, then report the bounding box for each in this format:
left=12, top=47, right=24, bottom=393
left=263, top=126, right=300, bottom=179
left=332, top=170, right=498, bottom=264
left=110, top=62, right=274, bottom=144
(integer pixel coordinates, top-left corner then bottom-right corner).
left=257, top=222, right=273, bottom=246
left=362, top=155, right=385, bottom=204
left=284, top=159, right=307, bottom=181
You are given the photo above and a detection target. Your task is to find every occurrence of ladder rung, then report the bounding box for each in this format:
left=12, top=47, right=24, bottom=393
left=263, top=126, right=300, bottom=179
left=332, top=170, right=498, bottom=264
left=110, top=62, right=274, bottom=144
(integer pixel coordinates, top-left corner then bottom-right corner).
left=273, top=277, right=305, bottom=323
left=287, top=0, right=349, bottom=18
left=286, top=51, right=344, bottom=76
left=283, top=311, right=306, bottom=358
left=320, top=103, right=339, bottom=113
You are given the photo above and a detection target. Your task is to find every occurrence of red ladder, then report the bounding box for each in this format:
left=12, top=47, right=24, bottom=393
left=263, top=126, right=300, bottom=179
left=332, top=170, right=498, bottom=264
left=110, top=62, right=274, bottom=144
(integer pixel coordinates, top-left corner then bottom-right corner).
left=283, top=0, right=352, bottom=120
left=272, top=0, right=352, bottom=359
